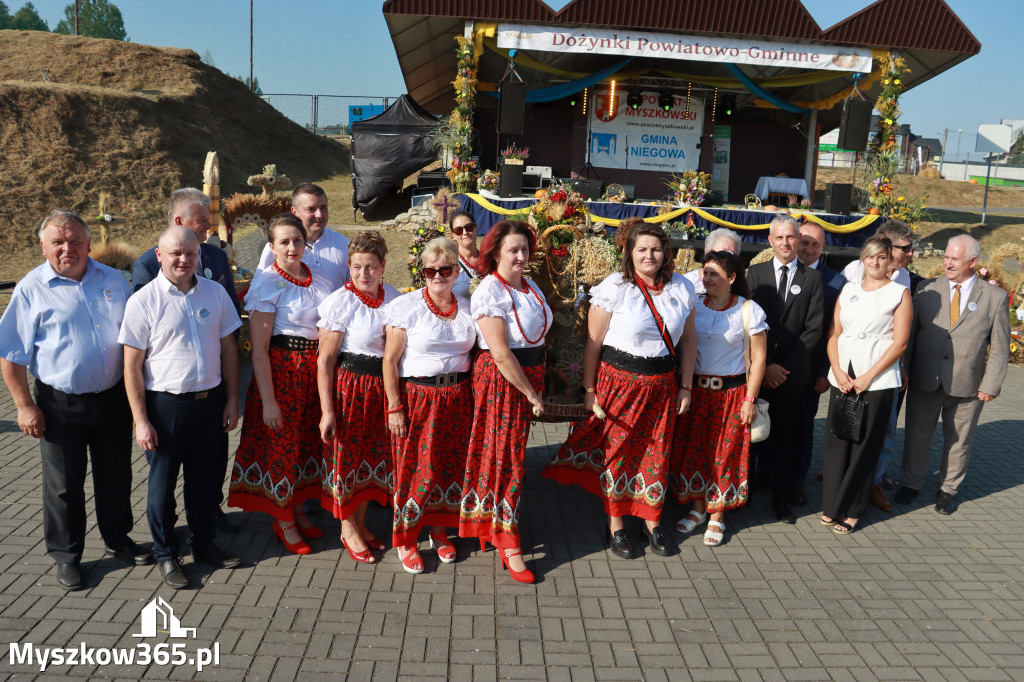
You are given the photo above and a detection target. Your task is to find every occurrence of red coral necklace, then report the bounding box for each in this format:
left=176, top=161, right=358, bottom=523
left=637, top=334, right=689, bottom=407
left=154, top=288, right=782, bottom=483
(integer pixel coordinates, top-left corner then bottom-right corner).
left=422, top=287, right=457, bottom=318
left=345, top=280, right=385, bottom=308
left=273, top=261, right=312, bottom=287
left=493, top=272, right=547, bottom=345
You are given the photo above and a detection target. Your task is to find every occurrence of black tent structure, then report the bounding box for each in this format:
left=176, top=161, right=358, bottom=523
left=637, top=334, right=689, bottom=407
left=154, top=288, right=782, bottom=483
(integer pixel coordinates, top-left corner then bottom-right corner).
left=350, top=94, right=438, bottom=215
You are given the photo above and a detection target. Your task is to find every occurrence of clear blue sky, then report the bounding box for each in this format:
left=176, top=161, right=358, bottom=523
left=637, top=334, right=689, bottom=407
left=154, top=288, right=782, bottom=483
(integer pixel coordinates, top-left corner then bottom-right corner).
left=25, top=0, right=1023, bottom=157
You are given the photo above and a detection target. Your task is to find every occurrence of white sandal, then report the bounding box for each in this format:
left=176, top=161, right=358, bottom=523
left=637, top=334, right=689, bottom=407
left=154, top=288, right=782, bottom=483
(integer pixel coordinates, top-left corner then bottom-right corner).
left=675, top=509, right=708, bottom=534
left=703, top=520, right=725, bottom=547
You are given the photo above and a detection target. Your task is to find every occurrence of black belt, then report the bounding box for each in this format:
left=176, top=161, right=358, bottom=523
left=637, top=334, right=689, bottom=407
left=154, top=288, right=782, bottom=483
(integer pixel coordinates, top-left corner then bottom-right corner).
left=694, top=374, right=746, bottom=390
left=601, top=346, right=675, bottom=376
left=405, top=371, right=471, bottom=388
left=337, top=352, right=384, bottom=377
left=270, top=334, right=318, bottom=351
left=480, top=346, right=546, bottom=368
left=41, top=379, right=124, bottom=399
left=153, top=384, right=223, bottom=401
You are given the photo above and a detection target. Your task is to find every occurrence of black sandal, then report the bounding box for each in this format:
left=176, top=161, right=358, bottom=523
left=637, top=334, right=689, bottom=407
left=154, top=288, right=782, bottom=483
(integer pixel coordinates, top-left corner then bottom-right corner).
left=832, top=521, right=855, bottom=535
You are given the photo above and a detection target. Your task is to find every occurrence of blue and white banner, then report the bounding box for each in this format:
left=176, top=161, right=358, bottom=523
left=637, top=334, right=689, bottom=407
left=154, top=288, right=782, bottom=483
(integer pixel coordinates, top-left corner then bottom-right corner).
left=589, top=93, right=704, bottom=172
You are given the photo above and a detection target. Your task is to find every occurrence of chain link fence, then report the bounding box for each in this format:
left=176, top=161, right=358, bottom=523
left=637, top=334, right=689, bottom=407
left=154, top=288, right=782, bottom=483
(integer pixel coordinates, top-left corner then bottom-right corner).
left=261, top=94, right=402, bottom=135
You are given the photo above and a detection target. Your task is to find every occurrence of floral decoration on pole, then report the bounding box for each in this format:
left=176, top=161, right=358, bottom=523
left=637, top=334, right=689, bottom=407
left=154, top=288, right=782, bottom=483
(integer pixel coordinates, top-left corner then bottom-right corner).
left=442, top=35, right=480, bottom=193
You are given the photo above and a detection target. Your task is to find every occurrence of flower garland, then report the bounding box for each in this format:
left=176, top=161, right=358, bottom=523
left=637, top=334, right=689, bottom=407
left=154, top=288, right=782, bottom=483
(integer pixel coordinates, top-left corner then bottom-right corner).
left=407, top=224, right=445, bottom=288
left=445, top=36, right=480, bottom=193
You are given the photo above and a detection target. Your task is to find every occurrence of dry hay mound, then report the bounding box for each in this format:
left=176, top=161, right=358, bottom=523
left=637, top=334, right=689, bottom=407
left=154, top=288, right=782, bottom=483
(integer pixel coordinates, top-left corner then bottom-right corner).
left=0, top=30, right=348, bottom=269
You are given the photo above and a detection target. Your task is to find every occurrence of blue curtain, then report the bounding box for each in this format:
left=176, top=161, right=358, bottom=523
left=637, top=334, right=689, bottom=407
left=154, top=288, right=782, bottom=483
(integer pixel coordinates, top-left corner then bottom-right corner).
left=487, top=58, right=634, bottom=103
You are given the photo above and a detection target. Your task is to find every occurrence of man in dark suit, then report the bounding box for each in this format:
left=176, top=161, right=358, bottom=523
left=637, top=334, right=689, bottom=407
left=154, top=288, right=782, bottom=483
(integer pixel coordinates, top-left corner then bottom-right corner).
left=131, top=187, right=242, bottom=533
left=747, top=215, right=824, bottom=523
left=786, top=221, right=846, bottom=506
left=895, top=234, right=1010, bottom=515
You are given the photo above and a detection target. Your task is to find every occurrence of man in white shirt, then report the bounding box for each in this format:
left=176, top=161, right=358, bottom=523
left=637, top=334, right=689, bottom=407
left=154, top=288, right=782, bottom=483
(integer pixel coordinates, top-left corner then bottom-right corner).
left=120, top=226, right=242, bottom=589
left=684, top=228, right=742, bottom=295
left=256, top=183, right=349, bottom=290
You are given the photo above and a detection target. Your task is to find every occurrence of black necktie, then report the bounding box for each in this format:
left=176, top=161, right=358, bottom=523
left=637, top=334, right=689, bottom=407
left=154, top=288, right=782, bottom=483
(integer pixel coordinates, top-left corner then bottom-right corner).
left=778, top=265, right=788, bottom=302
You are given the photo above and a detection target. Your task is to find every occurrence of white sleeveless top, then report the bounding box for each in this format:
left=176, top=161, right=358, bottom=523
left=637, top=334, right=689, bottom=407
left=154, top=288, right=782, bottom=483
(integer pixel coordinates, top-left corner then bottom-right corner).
left=471, top=274, right=553, bottom=349
left=317, top=284, right=402, bottom=357
left=828, top=280, right=906, bottom=391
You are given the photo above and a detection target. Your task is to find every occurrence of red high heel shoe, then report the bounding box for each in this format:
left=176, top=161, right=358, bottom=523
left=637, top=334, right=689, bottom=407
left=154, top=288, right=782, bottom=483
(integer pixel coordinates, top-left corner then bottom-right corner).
left=429, top=533, right=457, bottom=564
left=500, top=548, right=534, bottom=584
left=479, top=538, right=488, bottom=552
left=273, top=521, right=312, bottom=555
left=362, top=533, right=386, bottom=552
left=293, top=507, right=324, bottom=539
left=397, top=546, right=424, bottom=574
left=341, top=536, right=375, bottom=564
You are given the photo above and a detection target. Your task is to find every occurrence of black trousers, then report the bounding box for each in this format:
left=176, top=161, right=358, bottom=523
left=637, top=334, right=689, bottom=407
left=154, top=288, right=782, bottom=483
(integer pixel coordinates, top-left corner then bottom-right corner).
left=35, top=381, right=134, bottom=564
left=793, top=384, right=824, bottom=486
left=822, top=386, right=894, bottom=520
left=144, top=387, right=224, bottom=563
left=757, top=372, right=812, bottom=497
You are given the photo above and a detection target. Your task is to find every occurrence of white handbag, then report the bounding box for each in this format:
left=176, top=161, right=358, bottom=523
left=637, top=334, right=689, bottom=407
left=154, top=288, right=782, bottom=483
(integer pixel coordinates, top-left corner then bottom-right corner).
left=742, top=300, right=771, bottom=443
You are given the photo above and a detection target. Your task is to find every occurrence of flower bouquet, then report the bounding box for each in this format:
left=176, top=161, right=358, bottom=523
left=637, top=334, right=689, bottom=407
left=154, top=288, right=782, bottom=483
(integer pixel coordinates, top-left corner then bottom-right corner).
left=667, top=170, right=711, bottom=206
left=446, top=158, right=478, bottom=194
left=477, top=170, right=499, bottom=194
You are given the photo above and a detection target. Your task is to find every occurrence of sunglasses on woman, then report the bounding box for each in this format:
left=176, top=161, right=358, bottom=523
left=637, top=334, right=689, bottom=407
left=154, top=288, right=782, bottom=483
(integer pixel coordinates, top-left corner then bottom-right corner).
left=423, top=266, right=455, bottom=279
left=451, top=222, right=477, bottom=236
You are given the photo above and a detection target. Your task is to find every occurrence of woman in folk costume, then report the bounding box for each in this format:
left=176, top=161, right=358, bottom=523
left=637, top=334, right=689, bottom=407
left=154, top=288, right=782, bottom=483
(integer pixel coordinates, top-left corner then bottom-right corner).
left=544, top=220, right=697, bottom=559
left=383, top=237, right=475, bottom=574
left=459, top=220, right=551, bottom=584
left=317, top=231, right=401, bottom=564
left=671, top=250, right=767, bottom=547
left=229, top=213, right=331, bottom=554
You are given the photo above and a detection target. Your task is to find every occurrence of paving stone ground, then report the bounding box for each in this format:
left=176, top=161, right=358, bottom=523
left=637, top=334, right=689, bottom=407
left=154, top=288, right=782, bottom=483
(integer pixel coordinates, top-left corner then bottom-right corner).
left=1, top=234, right=1022, bottom=680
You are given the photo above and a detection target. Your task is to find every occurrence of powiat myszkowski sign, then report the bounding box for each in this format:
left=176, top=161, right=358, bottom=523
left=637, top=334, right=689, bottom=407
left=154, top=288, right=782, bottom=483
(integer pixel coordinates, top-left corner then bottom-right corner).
left=589, top=94, right=704, bottom=173
left=497, top=25, right=872, bottom=72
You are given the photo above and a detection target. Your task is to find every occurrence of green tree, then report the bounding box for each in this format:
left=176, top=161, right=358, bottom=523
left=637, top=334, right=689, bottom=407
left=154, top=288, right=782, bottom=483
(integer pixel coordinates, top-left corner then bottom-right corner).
left=54, top=0, right=127, bottom=40
left=236, top=74, right=262, bottom=94
left=1010, top=130, right=1024, bottom=166
left=10, top=2, right=49, bottom=31
left=0, top=2, right=11, bottom=30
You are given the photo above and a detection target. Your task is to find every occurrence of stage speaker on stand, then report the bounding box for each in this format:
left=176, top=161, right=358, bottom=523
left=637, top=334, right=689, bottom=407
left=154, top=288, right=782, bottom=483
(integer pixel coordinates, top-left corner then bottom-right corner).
left=824, top=183, right=853, bottom=215
left=499, top=81, right=525, bottom=135
left=837, top=99, right=873, bottom=152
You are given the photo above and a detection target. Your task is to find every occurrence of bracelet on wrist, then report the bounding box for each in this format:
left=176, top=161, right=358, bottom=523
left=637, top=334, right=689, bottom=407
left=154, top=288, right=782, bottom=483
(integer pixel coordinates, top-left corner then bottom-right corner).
left=743, top=396, right=756, bottom=404
left=584, top=386, right=595, bottom=394
left=680, top=384, right=692, bottom=391
left=386, top=405, right=404, bottom=415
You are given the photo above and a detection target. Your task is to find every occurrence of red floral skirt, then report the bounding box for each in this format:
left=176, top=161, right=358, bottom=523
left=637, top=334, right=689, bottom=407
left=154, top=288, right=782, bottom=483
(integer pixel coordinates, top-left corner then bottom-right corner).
left=671, top=384, right=750, bottom=513
left=321, top=367, right=390, bottom=522
left=542, top=362, right=676, bottom=521
left=459, top=352, right=544, bottom=549
left=229, top=346, right=323, bottom=520
left=389, top=379, right=472, bottom=547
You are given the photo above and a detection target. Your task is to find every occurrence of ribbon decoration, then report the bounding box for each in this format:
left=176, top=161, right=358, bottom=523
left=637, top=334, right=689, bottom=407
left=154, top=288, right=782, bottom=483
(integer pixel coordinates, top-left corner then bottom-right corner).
left=462, top=194, right=879, bottom=234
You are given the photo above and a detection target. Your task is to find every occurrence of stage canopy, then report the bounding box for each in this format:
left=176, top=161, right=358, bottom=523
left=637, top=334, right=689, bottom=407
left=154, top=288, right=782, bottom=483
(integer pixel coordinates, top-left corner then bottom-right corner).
left=381, top=0, right=981, bottom=131
left=350, top=94, right=438, bottom=213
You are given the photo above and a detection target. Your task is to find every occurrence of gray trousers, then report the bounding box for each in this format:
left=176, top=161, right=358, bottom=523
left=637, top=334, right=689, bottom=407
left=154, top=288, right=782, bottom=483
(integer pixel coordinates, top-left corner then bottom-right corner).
left=900, top=386, right=984, bottom=495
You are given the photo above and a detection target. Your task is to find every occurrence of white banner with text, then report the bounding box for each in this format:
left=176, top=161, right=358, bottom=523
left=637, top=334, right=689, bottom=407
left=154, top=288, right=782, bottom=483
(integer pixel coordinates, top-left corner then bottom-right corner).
left=588, top=93, right=704, bottom=173
left=497, top=24, right=872, bottom=72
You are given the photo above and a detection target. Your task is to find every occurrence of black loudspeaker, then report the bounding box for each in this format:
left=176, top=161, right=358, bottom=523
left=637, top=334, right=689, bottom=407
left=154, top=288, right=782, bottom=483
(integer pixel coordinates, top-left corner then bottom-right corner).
left=500, top=163, right=524, bottom=197
left=571, top=179, right=603, bottom=200
left=498, top=81, right=526, bottom=134
left=824, top=183, right=853, bottom=215
left=837, top=99, right=873, bottom=152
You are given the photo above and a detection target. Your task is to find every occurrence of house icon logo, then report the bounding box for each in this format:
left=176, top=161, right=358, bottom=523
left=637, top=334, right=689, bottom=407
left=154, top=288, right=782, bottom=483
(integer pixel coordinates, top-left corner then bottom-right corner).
left=133, top=597, right=197, bottom=638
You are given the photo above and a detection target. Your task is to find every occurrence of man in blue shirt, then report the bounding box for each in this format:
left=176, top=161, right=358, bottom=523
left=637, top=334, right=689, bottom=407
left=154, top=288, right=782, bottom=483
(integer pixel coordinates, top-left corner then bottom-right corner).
left=0, top=210, right=153, bottom=590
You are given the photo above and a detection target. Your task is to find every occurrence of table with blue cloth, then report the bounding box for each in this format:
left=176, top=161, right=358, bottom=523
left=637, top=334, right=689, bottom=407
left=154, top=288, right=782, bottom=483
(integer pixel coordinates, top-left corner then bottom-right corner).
left=453, top=194, right=877, bottom=249
left=753, top=176, right=811, bottom=201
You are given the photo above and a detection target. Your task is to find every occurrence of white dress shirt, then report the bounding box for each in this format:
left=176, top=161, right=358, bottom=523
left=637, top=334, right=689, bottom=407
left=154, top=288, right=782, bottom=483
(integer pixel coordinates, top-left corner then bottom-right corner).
left=949, top=274, right=977, bottom=315
left=471, top=275, right=552, bottom=350
left=318, top=284, right=402, bottom=357
left=842, top=260, right=912, bottom=289
left=684, top=269, right=705, bottom=295
left=591, top=272, right=696, bottom=358
left=257, top=227, right=350, bottom=291
left=772, top=257, right=799, bottom=302
left=0, top=260, right=129, bottom=394
left=119, top=271, right=241, bottom=393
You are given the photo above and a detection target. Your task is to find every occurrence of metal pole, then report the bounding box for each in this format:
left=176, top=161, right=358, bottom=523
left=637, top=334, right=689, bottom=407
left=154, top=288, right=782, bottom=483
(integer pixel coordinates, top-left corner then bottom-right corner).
left=74, top=0, right=79, bottom=35
left=939, top=128, right=948, bottom=177
left=249, top=0, right=254, bottom=92
left=803, top=108, right=818, bottom=198
left=982, top=156, right=993, bottom=224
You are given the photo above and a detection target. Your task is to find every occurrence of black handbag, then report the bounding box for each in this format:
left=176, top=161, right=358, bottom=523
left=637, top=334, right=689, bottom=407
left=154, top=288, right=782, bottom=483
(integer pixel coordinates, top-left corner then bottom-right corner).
left=829, top=390, right=868, bottom=444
